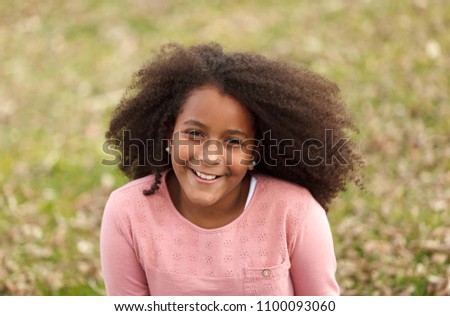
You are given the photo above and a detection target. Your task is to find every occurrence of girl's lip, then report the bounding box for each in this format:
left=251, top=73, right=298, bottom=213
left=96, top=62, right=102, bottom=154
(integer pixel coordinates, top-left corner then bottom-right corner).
left=188, top=168, right=222, bottom=184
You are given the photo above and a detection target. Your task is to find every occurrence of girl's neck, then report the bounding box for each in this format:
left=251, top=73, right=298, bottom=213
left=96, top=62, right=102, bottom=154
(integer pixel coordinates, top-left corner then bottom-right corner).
left=167, top=171, right=251, bottom=229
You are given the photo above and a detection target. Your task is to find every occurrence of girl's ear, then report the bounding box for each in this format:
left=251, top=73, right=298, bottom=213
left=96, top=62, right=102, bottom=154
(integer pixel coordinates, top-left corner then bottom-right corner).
left=165, top=130, right=174, bottom=152
left=248, top=145, right=261, bottom=171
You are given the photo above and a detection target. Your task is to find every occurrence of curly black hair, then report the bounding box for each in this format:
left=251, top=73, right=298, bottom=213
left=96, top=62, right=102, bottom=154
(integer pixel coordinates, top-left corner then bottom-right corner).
left=106, top=42, right=362, bottom=211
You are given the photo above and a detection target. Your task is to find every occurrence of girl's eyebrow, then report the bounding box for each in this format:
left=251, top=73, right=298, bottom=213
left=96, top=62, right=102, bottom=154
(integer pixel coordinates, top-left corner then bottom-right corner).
left=225, top=129, right=248, bottom=138
left=182, top=119, right=248, bottom=138
left=182, top=119, right=207, bottom=128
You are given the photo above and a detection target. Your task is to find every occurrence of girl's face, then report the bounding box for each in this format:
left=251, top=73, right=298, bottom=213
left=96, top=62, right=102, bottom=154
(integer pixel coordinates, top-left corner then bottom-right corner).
left=169, top=85, right=255, bottom=208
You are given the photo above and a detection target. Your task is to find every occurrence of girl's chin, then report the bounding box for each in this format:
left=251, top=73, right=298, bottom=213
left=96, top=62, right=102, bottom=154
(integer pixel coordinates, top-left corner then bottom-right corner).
left=185, top=193, right=220, bottom=207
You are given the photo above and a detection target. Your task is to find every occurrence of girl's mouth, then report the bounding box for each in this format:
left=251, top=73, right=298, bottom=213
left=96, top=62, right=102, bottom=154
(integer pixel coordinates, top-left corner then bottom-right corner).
left=190, top=168, right=222, bottom=182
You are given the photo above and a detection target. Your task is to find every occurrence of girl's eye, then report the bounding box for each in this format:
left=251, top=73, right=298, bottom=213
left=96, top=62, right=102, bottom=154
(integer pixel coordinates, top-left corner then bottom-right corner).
left=225, top=138, right=243, bottom=146
left=186, top=130, right=203, bottom=137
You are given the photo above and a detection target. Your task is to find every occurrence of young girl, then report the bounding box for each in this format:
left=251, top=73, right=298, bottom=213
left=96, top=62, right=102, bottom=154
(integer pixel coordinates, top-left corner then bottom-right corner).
left=101, top=43, right=361, bottom=296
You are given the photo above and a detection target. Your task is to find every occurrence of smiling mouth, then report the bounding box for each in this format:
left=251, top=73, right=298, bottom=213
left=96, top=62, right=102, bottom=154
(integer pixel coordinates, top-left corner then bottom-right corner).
left=190, top=168, right=221, bottom=181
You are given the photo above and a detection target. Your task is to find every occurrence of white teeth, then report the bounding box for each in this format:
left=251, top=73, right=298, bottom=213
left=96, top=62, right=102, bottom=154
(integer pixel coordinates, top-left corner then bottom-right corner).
left=194, top=170, right=217, bottom=180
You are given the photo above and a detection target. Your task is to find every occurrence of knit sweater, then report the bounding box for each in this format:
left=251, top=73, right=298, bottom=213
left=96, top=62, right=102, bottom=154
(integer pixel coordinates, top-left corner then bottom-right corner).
left=100, top=171, right=339, bottom=295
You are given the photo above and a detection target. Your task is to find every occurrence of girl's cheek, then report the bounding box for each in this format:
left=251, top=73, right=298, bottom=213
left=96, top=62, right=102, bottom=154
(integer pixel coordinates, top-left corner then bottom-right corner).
left=229, top=147, right=253, bottom=167
left=171, top=138, right=202, bottom=165
left=171, top=136, right=189, bottom=165
left=239, top=143, right=256, bottom=166
left=176, top=145, right=189, bottom=161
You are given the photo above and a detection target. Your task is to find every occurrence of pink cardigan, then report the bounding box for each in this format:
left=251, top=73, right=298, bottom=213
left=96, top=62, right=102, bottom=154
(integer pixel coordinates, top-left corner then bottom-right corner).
left=100, top=172, right=339, bottom=295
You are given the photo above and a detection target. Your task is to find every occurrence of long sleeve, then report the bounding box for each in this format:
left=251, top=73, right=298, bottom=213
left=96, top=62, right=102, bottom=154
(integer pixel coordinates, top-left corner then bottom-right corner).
left=100, top=195, right=150, bottom=295
left=289, top=196, right=340, bottom=295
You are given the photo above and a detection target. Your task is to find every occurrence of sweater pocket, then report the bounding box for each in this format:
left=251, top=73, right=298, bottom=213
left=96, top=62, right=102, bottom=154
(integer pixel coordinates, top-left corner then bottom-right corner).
left=243, top=260, right=293, bottom=295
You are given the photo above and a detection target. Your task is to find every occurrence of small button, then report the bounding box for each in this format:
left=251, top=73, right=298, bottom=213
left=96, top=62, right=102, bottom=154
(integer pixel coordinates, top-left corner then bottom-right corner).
left=262, top=269, right=271, bottom=277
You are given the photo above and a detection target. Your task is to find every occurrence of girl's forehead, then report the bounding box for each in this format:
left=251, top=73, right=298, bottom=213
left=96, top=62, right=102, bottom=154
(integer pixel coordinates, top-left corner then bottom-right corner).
left=175, top=86, right=255, bottom=135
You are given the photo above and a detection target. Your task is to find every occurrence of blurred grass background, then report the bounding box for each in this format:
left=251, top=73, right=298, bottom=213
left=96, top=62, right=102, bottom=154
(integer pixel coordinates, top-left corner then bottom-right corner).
left=1, top=0, right=449, bottom=295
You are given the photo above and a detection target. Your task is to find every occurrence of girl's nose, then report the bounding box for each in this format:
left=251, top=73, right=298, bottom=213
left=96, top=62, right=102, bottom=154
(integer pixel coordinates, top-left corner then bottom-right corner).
left=200, top=139, right=224, bottom=166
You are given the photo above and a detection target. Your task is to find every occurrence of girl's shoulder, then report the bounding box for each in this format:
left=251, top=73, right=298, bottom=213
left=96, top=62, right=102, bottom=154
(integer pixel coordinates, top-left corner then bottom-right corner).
left=103, top=174, right=165, bottom=229
left=253, top=173, right=313, bottom=200
left=251, top=173, right=319, bottom=217
left=249, top=174, right=323, bottom=238
left=108, top=174, right=157, bottom=202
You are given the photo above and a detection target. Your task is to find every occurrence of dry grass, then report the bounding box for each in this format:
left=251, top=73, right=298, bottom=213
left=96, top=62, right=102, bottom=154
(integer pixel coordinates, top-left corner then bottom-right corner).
left=1, top=0, right=449, bottom=295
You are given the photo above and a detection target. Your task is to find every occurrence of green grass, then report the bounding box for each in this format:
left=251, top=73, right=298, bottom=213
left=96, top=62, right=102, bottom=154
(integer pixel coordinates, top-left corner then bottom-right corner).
left=1, top=0, right=449, bottom=295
